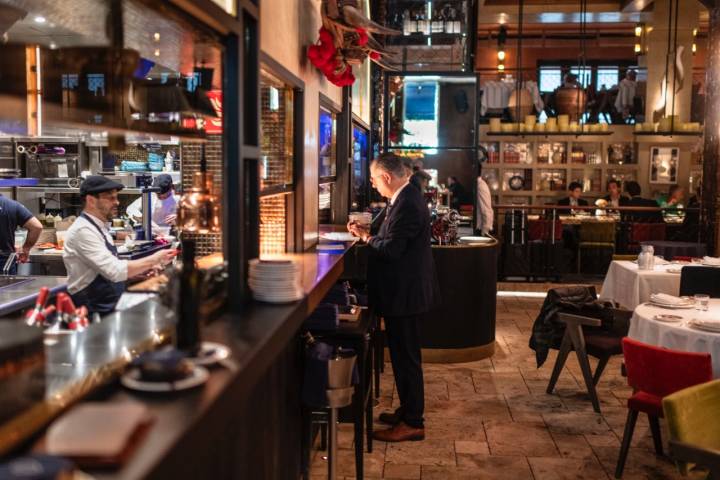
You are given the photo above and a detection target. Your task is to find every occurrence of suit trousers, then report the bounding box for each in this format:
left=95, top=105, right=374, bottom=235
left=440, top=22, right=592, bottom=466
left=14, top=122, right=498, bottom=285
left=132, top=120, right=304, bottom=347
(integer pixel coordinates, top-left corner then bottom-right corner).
left=384, top=313, right=425, bottom=428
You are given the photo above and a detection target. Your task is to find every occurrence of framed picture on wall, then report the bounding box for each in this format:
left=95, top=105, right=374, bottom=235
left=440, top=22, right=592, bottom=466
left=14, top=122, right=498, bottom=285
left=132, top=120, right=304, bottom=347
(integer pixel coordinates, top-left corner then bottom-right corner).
left=649, top=146, right=678, bottom=184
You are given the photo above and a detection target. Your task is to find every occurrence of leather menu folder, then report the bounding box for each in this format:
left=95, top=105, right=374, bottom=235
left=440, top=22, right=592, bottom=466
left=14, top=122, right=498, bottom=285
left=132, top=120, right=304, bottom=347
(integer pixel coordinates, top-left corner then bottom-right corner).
left=44, top=402, right=153, bottom=468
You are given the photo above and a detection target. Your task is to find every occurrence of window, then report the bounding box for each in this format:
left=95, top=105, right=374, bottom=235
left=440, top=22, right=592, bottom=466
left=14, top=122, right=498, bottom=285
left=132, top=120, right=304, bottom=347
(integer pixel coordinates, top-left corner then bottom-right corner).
left=259, top=67, right=296, bottom=254
left=597, top=67, right=620, bottom=90
left=318, top=106, right=337, bottom=224
left=570, top=67, right=591, bottom=88
left=402, top=81, right=438, bottom=151
left=538, top=68, right=562, bottom=92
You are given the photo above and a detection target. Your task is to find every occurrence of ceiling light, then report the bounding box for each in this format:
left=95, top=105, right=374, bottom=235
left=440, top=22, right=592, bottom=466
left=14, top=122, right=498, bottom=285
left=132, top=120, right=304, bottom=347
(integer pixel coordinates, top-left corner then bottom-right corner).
left=34, top=16, right=46, bottom=24
left=49, top=42, right=57, bottom=49
left=693, top=28, right=698, bottom=36
left=153, top=32, right=160, bottom=41
left=634, top=25, right=642, bottom=37
left=154, top=49, right=160, bottom=57
left=692, top=43, right=697, bottom=53
left=634, top=44, right=641, bottom=54
left=497, top=50, right=505, bottom=61
left=498, top=64, right=505, bottom=72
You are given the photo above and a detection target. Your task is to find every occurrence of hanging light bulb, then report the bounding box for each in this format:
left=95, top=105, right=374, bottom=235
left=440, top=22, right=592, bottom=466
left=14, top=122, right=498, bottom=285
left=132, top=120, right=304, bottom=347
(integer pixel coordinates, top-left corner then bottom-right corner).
left=635, top=24, right=643, bottom=37
left=634, top=43, right=642, bottom=54
left=692, top=43, right=697, bottom=54
left=497, top=63, right=505, bottom=72
left=498, top=50, right=505, bottom=61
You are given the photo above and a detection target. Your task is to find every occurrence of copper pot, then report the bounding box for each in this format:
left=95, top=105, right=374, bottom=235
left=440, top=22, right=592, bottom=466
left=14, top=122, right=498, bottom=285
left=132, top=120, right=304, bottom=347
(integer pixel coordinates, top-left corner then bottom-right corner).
left=555, top=87, right=586, bottom=122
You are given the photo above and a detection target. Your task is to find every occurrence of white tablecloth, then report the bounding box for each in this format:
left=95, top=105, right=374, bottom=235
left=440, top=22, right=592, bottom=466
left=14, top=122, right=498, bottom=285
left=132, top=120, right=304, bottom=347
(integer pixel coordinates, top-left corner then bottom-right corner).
left=629, top=299, right=720, bottom=377
left=599, top=260, right=681, bottom=309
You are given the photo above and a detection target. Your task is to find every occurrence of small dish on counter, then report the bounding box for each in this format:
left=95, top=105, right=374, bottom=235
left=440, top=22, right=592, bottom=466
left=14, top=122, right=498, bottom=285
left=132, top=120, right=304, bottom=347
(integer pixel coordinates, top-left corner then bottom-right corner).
left=188, top=341, right=230, bottom=367
left=122, top=350, right=209, bottom=392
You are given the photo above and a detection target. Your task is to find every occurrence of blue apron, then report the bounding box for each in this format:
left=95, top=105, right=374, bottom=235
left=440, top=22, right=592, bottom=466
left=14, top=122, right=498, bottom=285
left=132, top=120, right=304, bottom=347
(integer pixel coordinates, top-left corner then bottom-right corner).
left=69, top=213, right=126, bottom=316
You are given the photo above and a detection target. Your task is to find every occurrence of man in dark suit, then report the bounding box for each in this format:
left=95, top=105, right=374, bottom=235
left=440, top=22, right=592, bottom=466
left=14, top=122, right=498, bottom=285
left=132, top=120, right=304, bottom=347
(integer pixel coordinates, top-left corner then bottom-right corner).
left=623, top=181, right=664, bottom=223
left=348, top=152, right=438, bottom=442
left=557, top=182, right=589, bottom=213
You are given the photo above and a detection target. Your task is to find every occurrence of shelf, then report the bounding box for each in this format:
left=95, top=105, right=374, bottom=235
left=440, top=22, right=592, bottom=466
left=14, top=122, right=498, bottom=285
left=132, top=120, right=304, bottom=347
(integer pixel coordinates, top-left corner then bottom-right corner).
left=17, top=186, right=143, bottom=195
left=633, top=131, right=702, bottom=136
left=486, top=132, right=614, bottom=137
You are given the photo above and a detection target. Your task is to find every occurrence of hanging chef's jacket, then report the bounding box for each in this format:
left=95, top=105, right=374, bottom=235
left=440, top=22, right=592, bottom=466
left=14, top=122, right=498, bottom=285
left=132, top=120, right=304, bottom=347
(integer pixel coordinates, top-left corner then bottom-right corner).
left=62, top=212, right=127, bottom=315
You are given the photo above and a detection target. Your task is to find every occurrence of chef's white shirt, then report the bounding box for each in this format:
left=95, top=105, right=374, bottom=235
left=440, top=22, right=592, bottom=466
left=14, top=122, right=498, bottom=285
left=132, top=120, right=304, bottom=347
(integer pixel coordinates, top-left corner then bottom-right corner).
left=126, top=193, right=178, bottom=228
left=62, top=213, right=128, bottom=294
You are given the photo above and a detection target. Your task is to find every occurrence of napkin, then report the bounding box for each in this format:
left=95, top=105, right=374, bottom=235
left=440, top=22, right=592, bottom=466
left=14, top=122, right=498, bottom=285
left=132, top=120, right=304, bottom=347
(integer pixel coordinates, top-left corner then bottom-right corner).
left=703, top=256, right=720, bottom=266
left=650, top=293, right=687, bottom=305
left=654, top=256, right=670, bottom=265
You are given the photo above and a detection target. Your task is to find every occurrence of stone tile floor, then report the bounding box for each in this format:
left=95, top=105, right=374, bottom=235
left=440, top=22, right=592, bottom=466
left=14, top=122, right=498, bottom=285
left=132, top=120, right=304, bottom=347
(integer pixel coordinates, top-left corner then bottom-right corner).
left=310, top=293, right=702, bottom=480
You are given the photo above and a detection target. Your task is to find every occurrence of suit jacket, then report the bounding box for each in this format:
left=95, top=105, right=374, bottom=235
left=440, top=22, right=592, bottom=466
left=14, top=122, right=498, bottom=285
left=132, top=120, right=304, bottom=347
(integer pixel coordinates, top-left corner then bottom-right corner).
left=556, top=196, right=589, bottom=215
left=602, top=194, right=629, bottom=206
left=624, top=196, right=664, bottom=223
left=367, top=184, right=440, bottom=317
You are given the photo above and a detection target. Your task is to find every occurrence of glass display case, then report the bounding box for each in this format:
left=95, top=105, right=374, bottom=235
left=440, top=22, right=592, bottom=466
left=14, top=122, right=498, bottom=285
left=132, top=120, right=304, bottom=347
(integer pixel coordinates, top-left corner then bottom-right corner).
left=481, top=141, right=500, bottom=164
left=482, top=168, right=500, bottom=192
left=537, top=142, right=567, bottom=164
left=319, top=108, right=336, bottom=178
left=502, top=142, right=532, bottom=164
left=537, top=169, right=567, bottom=191
left=502, top=168, right=533, bottom=192
left=607, top=143, right=635, bottom=165
left=570, top=168, right=603, bottom=193
left=569, top=143, right=602, bottom=165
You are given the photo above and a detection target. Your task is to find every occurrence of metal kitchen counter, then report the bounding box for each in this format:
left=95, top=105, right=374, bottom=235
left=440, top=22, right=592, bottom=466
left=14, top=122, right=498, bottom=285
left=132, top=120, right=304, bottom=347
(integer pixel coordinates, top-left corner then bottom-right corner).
left=0, top=276, right=67, bottom=317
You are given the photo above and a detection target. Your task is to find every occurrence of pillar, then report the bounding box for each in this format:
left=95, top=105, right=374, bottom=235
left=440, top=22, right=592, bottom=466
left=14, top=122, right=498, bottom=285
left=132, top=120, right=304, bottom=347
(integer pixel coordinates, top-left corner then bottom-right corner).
left=703, top=4, right=720, bottom=255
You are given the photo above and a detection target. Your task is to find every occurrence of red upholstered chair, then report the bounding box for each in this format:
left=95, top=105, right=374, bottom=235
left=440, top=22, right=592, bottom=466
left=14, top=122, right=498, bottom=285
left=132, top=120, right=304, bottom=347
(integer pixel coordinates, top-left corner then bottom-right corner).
left=615, top=338, right=713, bottom=478
left=528, top=219, right=562, bottom=243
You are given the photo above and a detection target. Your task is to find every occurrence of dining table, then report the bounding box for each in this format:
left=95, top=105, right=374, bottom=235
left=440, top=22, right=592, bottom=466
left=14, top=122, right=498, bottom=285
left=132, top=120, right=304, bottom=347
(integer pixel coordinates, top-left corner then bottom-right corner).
left=628, top=299, right=720, bottom=377
left=599, top=260, right=682, bottom=309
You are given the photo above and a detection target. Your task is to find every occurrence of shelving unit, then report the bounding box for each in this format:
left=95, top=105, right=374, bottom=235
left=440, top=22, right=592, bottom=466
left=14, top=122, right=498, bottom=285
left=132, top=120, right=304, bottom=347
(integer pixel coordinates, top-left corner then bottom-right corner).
left=479, top=125, right=640, bottom=205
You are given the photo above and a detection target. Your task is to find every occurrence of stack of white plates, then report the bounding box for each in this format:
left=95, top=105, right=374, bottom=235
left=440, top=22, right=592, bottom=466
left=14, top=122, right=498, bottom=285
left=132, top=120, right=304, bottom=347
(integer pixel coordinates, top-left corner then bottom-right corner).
left=458, top=236, right=493, bottom=244
left=248, top=258, right=303, bottom=303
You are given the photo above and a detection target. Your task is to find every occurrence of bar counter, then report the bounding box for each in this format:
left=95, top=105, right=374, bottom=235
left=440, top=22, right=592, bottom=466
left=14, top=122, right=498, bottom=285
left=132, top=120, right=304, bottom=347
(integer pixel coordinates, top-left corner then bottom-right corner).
left=2, top=241, right=354, bottom=479
left=0, top=276, right=67, bottom=317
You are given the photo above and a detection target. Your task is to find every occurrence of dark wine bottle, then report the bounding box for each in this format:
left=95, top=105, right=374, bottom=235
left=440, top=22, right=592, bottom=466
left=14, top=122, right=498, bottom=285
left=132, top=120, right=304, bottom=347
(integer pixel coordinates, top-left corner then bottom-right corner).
left=176, top=239, right=201, bottom=355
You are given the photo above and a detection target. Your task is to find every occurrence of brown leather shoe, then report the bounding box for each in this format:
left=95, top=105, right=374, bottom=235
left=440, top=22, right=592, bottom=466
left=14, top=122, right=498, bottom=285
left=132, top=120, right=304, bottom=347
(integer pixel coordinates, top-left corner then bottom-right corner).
left=373, top=421, right=425, bottom=442
left=378, top=410, right=401, bottom=425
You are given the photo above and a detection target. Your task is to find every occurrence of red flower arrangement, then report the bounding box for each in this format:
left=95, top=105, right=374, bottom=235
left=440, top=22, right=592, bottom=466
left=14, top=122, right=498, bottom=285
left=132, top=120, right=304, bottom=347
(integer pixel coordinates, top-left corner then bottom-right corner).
left=308, top=0, right=399, bottom=87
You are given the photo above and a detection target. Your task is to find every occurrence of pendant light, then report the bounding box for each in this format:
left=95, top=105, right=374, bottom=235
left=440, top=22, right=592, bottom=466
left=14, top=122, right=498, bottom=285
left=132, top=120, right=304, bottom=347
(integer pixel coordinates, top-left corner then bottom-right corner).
left=176, top=143, right=221, bottom=233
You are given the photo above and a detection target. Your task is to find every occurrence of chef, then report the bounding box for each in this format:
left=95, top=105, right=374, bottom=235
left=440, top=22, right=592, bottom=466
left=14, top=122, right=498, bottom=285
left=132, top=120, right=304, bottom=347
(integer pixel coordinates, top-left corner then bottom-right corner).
left=62, top=176, right=176, bottom=315
left=126, top=174, right=178, bottom=228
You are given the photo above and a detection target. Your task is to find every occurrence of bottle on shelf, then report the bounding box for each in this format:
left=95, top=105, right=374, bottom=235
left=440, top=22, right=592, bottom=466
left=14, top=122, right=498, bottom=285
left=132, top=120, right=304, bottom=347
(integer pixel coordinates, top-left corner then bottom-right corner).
left=444, top=6, right=455, bottom=33
left=407, top=9, right=418, bottom=34
left=417, top=12, right=429, bottom=35
left=176, top=239, right=202, bottom=355
left=431, top=9, right=444, bottom=34
left=402, top=9, right=412, bottom=36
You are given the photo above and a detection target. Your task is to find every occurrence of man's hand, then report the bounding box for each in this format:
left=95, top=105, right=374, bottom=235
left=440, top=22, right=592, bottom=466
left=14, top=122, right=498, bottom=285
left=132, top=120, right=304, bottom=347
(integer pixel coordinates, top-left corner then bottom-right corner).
left=152, top=248, right=179, bottom=267
left=347, top=222, right=370, bottom=242
left=164, top=214, right=177, bottom=226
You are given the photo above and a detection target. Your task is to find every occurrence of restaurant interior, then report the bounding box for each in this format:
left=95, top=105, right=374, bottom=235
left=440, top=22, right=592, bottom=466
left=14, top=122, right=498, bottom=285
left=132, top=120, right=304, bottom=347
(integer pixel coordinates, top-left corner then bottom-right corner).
left=1, top=0, right=720, bottom=478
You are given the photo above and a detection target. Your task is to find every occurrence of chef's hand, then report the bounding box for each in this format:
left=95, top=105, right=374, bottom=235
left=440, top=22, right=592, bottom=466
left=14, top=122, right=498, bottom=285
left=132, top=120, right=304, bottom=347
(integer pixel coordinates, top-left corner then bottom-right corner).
left=16, top=246, right=30, bottom=263
left=151, top=248, right=178, bottom=267
left=164, top=214, right=177, bottom=226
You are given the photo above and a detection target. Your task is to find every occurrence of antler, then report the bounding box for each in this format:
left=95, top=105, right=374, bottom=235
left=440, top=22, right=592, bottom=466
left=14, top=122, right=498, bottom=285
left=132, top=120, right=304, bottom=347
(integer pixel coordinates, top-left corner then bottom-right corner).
left=341, top=5, right=401, bottom=35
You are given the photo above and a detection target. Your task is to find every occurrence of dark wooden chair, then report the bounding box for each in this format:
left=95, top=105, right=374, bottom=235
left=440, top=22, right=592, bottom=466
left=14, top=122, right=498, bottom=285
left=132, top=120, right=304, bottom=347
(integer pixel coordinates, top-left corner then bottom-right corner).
left=546, top=309, right=632, bottom=413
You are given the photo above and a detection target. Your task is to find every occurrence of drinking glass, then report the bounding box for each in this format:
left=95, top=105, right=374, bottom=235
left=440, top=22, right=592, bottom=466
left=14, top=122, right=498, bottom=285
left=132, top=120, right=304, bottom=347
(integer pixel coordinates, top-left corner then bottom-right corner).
left=694, top=294, right=710, bottom=312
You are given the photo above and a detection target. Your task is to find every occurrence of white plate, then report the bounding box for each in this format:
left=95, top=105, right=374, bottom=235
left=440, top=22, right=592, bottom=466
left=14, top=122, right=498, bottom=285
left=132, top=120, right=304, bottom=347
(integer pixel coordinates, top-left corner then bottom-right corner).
left=653, top=314, right=684, bottom=323
left=648, top=301, right=694, bottom=309
left=121, top=365, right=209, bottom=392
left=249, top=258, right=299, bottom=268
left=666, top=268, right=682, bottom=274
left=688, top=320, right=720, bottom=333
left=188, top=342, right=230, bottom=366
left=248, top=281, right=301, bottom=290
left=320, top=232, right=357, bottom=242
